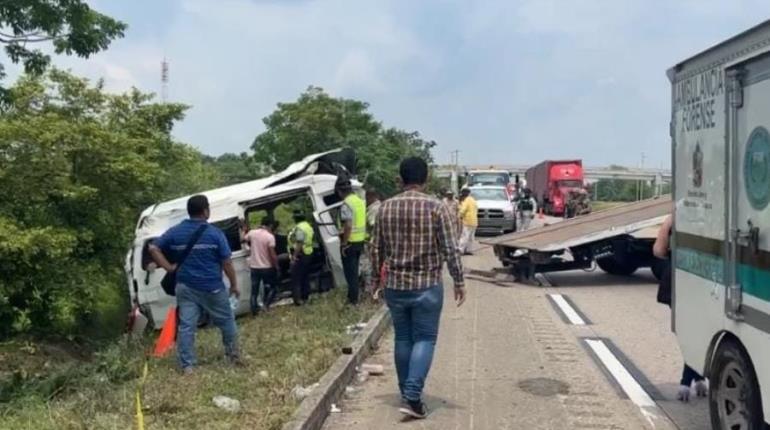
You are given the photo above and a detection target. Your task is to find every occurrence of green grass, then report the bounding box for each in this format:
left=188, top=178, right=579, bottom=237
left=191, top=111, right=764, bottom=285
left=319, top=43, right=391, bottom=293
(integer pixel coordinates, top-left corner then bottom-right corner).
left=591, top=201, right=626, bottom=212
left=0, top=289, right=379, bottom=430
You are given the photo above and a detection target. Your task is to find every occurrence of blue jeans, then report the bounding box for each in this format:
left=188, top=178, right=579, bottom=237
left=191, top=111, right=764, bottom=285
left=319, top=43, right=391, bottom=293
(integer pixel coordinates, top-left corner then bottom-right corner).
left=384, top=285, right=444, bottom=402
left=176, top=283, right=239, bottom=369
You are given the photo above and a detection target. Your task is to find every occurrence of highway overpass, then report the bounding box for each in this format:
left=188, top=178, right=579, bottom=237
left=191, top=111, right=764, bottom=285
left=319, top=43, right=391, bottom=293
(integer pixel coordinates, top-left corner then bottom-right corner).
left=435, top=164, right=671, bottom=183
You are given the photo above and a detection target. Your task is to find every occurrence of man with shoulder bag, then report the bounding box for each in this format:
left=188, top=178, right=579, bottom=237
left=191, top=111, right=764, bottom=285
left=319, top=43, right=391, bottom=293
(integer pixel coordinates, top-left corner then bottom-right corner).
left=149, top=195, right=241, bottom=374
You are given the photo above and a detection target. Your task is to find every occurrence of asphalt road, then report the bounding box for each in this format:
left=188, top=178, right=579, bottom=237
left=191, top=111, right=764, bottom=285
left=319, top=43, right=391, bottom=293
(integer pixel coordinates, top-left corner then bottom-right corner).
left=323, top=236, right=711, bottom=429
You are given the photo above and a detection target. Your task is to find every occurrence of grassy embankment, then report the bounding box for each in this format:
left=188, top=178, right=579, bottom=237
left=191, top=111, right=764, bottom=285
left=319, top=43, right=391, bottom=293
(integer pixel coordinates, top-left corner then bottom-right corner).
left=0, top=289, right=378, bottom=430
left=591, top=201, right=625, bottom=212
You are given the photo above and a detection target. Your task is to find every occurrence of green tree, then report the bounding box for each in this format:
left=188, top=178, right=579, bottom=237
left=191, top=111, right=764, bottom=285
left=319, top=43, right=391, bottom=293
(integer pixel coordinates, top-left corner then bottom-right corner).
left=0, top=1, right=125, bottom=93
left=252, top=86, right=435, bottom=196
left=204, top=152, right=268, bottom=186
left=0, top=70, right=216, bottom=339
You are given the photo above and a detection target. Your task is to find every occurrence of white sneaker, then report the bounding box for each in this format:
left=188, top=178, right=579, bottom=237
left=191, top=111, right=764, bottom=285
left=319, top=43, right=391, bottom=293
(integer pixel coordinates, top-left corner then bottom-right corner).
left=677, top=384, right=691, bottom=402
left=695, top=380, right=708, bottom=397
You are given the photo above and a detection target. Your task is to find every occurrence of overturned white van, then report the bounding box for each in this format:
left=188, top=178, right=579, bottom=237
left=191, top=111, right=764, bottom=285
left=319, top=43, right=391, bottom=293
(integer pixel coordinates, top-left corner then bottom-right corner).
left=125, top=149, right=361, bottom=327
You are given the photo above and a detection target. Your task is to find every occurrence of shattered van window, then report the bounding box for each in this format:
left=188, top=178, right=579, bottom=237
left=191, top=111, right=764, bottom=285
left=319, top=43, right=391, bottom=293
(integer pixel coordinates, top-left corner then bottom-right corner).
left=213, top=217, right=242, bottom=252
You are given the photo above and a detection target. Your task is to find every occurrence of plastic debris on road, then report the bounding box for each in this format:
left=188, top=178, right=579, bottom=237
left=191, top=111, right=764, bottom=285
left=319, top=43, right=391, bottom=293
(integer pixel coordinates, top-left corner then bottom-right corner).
left=212, top=395, right=241, bottom=413
left=330, top=403, right=342, bottom=413
left=360, top=364, right=384, bottom=376
left=355, top=370, right=369, bottom=384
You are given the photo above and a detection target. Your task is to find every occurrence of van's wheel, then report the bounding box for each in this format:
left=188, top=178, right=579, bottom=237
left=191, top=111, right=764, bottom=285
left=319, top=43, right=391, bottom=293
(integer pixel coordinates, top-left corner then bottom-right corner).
left=710, top=340, right=764, bottom=430
left=597, top=256, right=639, bottom=276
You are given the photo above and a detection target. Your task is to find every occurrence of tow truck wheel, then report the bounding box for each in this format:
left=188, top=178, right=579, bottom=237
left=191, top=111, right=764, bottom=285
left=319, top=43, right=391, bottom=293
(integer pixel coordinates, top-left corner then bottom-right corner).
left=596, top=256, right=638, bottom=276
left=710, top=340, right=764, bottom=430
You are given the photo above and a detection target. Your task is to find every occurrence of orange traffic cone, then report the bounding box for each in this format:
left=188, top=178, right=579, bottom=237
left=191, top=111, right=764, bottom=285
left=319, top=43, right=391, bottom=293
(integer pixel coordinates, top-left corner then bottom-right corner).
left=153, top=306, right=177, bottom=358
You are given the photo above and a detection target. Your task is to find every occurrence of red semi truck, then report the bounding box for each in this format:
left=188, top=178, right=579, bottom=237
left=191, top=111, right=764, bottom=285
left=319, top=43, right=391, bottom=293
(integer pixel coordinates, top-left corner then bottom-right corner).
left=525, top=160, right=585, bottom=216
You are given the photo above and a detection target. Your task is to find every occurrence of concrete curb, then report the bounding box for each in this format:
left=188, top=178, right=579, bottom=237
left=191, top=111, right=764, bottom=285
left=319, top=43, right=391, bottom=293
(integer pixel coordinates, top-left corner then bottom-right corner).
left=281, top=305, right=392, bottom=430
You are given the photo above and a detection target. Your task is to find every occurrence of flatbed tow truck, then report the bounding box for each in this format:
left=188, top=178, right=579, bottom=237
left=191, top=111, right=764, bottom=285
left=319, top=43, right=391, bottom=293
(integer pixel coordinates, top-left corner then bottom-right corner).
left=481, top=196, right=671, bottom=283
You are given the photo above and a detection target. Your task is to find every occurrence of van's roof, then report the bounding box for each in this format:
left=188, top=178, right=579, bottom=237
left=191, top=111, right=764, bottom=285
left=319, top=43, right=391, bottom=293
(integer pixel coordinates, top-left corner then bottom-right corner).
left=668, top=19, right=770, bottom=82
left=133, top=149, right=355, bottom=242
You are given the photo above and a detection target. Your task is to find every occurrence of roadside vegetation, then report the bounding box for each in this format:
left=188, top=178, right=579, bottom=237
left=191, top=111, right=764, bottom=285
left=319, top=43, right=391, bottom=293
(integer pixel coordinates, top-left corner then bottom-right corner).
left=591, top=201, right=626, bottom=212
left=1, top=289, right=378, bottom=430
left=0, top=5, right=431, bottom=429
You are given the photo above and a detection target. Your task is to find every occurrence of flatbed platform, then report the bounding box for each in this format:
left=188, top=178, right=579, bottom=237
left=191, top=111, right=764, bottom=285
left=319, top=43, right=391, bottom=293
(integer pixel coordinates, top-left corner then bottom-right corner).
left=481, top=196, right=671, bottom=252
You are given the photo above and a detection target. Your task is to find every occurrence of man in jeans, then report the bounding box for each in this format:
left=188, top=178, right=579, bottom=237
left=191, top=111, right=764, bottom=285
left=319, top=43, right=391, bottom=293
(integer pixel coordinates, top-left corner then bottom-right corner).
left=371, top=157, right=466, bottom=419
left=242, top=218, right=279, bottom=314
left=149, top=195, right=241, bottom=374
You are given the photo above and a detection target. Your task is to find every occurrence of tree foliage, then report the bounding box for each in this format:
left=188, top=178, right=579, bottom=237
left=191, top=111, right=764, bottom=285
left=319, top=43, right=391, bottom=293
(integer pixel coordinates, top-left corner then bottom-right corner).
left=203, top=152, right=268, bottom=187
left=252, top=86, right=436, bottom=196
left=0, top=70, right=217, bottom=338
left=0, top=0, right=125, bottom=96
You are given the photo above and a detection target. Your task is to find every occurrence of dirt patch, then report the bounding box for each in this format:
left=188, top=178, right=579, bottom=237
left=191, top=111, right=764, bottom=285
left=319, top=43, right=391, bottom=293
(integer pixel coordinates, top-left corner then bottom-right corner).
left=518, top=377, right=570, bottom=397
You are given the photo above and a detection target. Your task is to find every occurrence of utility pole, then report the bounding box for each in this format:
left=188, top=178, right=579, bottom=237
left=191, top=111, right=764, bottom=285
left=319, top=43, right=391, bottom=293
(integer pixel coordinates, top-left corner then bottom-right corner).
left=161, top=57, right=169, bottom=103
left=636, top=152, right=644, bottom=201
left=450, top=150, right=460, bottom=194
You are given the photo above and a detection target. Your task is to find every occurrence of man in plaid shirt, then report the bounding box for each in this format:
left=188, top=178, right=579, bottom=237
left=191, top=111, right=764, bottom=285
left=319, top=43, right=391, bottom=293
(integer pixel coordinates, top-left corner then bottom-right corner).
left=370, top=157, right=466, bottom=420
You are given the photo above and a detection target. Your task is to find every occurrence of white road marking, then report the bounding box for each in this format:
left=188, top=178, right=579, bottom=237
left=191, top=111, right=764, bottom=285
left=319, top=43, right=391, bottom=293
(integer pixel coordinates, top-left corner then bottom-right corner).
left=584, top=339, right=666, bottom=428
left=549, top=294, right=586, bottom=326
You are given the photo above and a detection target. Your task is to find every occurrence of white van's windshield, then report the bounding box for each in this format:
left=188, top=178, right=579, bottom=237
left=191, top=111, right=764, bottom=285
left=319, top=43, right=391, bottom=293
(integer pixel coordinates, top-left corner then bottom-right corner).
left=468, top=173, right=510, bottom=186
left=470, top=188, right=509, bottom=201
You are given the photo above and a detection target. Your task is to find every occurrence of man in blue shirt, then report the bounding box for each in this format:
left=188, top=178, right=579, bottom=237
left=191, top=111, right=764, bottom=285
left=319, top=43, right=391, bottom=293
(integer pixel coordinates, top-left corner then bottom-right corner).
left=149, top=195, right=241, bottom=373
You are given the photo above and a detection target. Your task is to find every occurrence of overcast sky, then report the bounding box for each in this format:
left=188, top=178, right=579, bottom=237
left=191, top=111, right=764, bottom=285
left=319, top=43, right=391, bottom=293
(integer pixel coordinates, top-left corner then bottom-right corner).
left=13, top=1, right=770, bottom=167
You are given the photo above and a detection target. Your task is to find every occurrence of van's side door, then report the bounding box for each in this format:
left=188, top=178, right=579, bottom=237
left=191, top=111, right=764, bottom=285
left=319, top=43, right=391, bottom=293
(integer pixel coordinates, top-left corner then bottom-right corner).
left=725, top=51, right=770, bottom=415
left=726, top=54, right=770, bottom=328
left=313, top=202, right=346, bottom=290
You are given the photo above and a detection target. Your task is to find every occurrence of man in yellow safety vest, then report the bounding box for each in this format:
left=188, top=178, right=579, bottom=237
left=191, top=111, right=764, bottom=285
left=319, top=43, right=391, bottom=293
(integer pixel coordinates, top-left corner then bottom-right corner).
left=288, top=210, right=314, bottom=305
left=336, top=175, right=366, bottom=305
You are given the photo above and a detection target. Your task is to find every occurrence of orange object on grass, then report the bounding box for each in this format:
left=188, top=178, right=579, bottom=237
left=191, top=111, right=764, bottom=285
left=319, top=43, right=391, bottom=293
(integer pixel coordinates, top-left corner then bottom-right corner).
left=153, top=306, right=177, bottom=358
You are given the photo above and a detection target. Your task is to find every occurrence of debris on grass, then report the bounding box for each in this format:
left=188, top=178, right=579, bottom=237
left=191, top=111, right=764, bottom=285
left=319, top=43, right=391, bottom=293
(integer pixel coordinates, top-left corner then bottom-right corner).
left=345, top=322, right=367, bottom=335
left=1, top=289, right=379, bottom=428
left=212, top=395, right=241, bottom=413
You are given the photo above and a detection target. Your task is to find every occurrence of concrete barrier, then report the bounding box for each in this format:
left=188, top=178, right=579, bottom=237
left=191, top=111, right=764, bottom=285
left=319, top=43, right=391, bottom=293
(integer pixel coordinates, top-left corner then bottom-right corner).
left=281, top=305, right=392, bottom=430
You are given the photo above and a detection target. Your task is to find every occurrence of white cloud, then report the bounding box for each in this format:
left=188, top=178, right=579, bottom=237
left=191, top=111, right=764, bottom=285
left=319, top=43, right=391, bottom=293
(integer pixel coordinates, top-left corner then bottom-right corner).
left=333, top=50, right=385, bottom=93
left=11, top=0, right=770, bottom=169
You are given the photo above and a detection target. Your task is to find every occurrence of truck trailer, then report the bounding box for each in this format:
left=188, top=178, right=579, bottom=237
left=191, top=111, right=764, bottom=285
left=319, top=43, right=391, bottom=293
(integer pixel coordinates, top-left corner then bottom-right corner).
left=669, top=18, right=770, bottom=430
left=483, top=197, right=670, bottom=283
left=525, top=160, right=585, bottom=216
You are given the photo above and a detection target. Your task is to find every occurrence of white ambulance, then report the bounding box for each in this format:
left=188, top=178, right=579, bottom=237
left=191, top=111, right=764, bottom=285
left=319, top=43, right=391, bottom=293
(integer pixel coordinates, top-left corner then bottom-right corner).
left=669, top=20, right=770, bottom=429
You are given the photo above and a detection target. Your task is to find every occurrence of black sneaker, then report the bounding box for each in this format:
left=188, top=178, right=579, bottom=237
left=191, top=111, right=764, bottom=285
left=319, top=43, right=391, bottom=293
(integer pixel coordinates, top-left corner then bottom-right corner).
left=399, top=400, right=428, bottom=419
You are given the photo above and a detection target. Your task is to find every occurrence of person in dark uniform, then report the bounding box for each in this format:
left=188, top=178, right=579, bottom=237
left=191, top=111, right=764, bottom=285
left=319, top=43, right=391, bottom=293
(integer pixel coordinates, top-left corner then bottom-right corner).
left=289, top=211, right=314, bottom=305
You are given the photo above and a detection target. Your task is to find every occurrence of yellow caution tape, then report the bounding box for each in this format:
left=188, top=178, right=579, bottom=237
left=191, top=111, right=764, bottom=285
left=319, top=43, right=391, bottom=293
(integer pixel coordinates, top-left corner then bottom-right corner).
left=135, top=360, right=149, bottom=430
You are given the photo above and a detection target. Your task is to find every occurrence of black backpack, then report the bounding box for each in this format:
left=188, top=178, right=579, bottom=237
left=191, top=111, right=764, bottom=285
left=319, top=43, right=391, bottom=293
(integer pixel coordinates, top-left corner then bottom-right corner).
left=519, top=198, right=534, bottom=211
